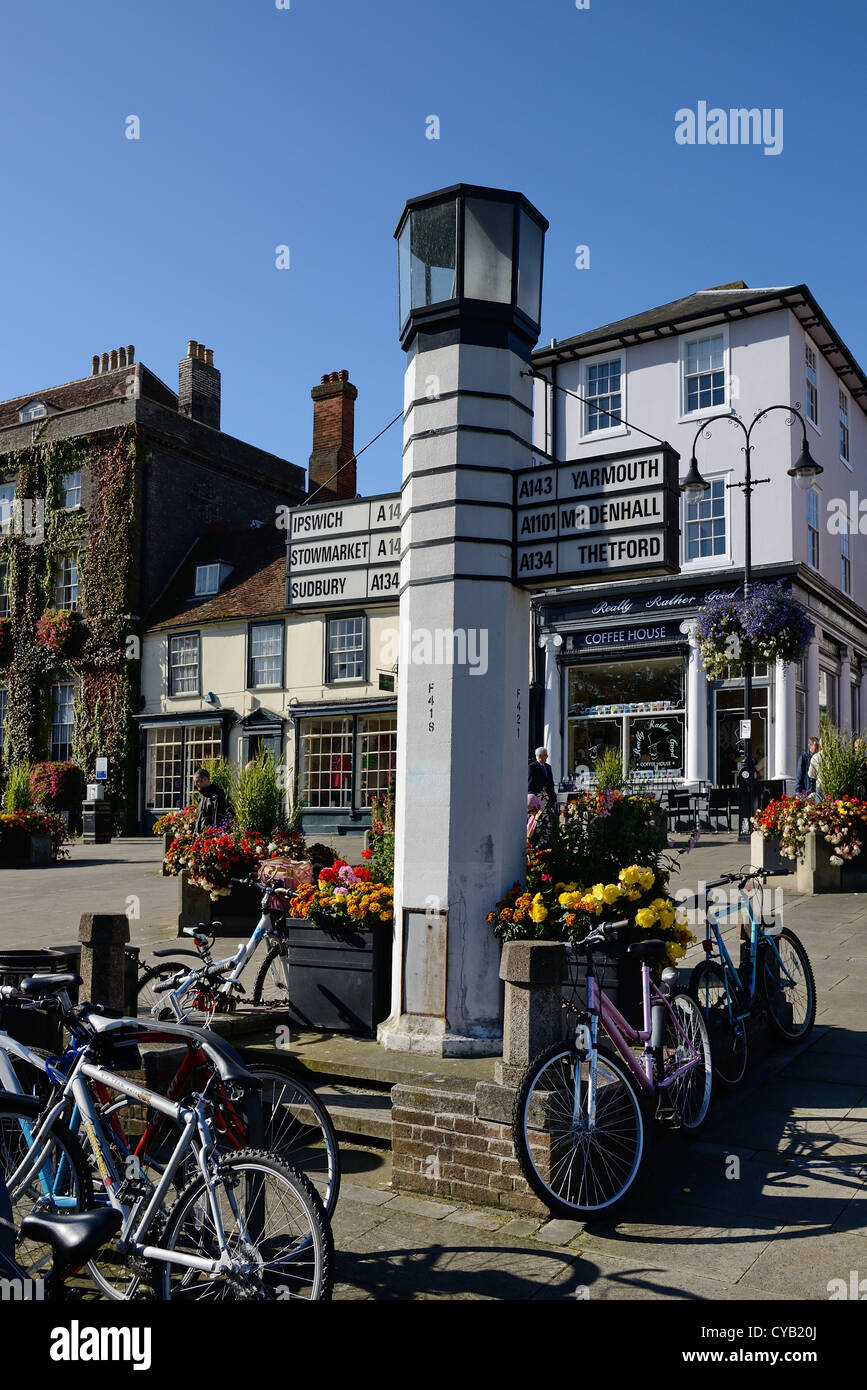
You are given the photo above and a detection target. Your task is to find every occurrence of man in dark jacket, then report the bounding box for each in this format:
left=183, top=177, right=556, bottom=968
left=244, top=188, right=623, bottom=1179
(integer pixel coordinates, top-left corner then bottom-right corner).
left=795, top=737, right=819, bottom=795
left=193, top=768, right=229, bottom=832
left=528, top=747, right=557, bottom=806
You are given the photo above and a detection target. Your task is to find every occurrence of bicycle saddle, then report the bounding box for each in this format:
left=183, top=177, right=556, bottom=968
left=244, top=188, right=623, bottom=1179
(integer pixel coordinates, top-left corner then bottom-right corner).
left=21, top=1207, right=122, bottom=1270
left=19, top=973, right=81, bottom=996
left=626, top=940, right=669, bottom=960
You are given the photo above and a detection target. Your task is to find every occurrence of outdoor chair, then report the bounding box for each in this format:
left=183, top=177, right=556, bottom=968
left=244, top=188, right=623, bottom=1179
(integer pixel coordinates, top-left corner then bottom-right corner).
left=706, top=787, right=733, bottom=831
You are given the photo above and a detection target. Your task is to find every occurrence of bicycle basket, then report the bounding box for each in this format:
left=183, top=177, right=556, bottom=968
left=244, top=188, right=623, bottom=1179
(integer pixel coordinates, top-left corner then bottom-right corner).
left=258, top=857, right=313, bottom=912
left=564, top=938, right=643, bottom=1027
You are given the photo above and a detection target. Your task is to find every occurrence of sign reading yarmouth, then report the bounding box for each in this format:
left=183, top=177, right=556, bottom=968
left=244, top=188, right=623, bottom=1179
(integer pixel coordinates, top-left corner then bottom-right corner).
left=513, top=445, right=681, bottom=586
left=286, top=493, right=401, bottom=607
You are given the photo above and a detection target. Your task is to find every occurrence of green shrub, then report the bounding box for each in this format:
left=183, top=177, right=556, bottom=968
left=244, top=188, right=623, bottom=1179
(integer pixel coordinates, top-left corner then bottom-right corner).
left=233, top=751, right=287, bottom=836
left=594, top=747, right=624, bottom=793
left=816, top=716, right=865, bottom=800
left=4, top=764, right=33, bottom=813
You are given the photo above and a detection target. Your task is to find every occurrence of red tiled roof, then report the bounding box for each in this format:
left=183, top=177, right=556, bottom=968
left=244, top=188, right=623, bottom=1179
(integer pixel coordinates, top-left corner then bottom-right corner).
left=0, top=363, right=178, bottom=430
left=146, top=527, right=286, bottom=631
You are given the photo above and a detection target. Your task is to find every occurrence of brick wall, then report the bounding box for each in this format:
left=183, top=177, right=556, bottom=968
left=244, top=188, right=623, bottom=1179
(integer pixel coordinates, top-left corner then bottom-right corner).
left=391, top=1079, right=547, bottom=1216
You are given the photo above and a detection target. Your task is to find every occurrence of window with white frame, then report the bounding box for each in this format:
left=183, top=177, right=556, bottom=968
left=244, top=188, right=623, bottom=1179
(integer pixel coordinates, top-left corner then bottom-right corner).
left=0, top=686, right=7, bottom=744
left=55, top=554, right=79, bottom=610
left=684, top=477, right=727, bottom=560
left=169, top=633, right=199, bottom=696
left=841, top=525, right=851, bottom=594
left=19, top=402, right=47, bottom=422
left=194, top=564, right=220, bottom=596
left=584, top=357, right=623, bottom=434
left=807, top=489, right=820, bottom=568
left=326, top=616, right=365, bottom=682
left=50, top=682, right=75, bottom=762
left=146, top=727, right=182, bottom=812
left=0, top=563, right=8, bottom=619
left=183, top=724, right=222, bottom=802
left=61, top=471, right=82, bottom=509
left=249, top=622, right=283, bottom=688
left=357, top=714, right=397, bottom=806
left=301, top=716, right=353, bottom=808
left=839, top=389, right=850, bottom=463
left=683, top=333, right=726, bottom=414
left=0, top=482, right=15, bottom=531
left=805, top=344, right=819, bottom=425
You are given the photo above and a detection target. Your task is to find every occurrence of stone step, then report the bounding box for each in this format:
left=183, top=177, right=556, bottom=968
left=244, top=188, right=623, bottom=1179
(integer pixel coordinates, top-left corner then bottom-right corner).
left=313, top=1083, right=393, bottom=1144
left=241, top=1031, right=496, bottom=1093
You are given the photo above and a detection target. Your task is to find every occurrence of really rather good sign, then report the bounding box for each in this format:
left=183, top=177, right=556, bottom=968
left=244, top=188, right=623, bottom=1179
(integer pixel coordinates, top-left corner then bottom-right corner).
left=287, top=494, right=401, bottom=606
left=513, top=446, right=681, bottom=586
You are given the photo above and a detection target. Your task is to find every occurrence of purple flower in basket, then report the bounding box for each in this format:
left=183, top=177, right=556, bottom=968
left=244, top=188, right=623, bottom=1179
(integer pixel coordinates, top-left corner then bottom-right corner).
left=338, top=864, right=357, bottom=886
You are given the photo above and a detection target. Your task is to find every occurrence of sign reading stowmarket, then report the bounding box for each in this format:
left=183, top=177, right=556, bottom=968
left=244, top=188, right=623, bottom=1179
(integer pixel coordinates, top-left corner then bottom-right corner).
left=287, top=493, right=401, bottom=606
left=513, top=446, right=681, bottom=586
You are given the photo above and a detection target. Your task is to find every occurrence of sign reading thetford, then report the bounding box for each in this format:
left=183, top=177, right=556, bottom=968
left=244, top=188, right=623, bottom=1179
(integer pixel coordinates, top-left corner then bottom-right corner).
left=286, top=493, right=401, bottom=607
left=513, top=445, right=681, bottom=586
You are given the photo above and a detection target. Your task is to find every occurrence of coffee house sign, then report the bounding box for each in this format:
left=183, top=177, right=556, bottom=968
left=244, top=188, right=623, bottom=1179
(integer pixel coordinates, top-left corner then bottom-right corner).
left=513, top=445, right=681, bottom=586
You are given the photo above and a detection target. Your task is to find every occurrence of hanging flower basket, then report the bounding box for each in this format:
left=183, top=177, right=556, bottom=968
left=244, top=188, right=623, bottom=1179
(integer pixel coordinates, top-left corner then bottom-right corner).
left=697, top=584, right=813, bottom=678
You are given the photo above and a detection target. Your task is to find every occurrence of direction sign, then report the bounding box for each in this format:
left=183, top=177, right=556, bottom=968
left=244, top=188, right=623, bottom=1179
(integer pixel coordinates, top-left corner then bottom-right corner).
left=514, top=445, right=680, bottom=587
left=286, top=493, right=401, bottom=608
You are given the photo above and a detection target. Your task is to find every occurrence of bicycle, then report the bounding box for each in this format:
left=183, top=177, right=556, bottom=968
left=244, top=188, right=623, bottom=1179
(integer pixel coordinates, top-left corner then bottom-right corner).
left=513, top=919, right=713, bottom=1219
left=0, top=973, right=333, bottom=1300
left=688, top=867, right=816, bottom=1087
left=0, top=975, right=340, bottom=1219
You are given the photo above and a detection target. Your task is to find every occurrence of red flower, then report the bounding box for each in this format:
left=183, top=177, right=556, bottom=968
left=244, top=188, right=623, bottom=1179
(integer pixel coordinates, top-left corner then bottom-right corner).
left=361, top=849, right=372, bottom=859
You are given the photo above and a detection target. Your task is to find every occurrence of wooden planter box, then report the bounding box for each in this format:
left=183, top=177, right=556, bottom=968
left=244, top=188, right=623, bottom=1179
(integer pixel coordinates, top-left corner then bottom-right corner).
left=285, top=921, right=392, bottom=1038
left=796, top=831, right=867, bottom=894
left=0, top=832, right=53, bottom=869
left=750, top=831, right=791, bottom=876
left=177, top=870, right=263, bottom=936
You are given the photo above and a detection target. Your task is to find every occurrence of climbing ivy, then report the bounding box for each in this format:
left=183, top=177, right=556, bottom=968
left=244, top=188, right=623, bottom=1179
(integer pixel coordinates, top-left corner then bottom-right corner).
left=1, top=424, right=140, bottom=817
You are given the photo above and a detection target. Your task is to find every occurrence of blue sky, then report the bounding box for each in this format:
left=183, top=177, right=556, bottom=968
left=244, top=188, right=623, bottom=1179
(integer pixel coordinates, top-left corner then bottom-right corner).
left=0, top=0, right=863, bottom=497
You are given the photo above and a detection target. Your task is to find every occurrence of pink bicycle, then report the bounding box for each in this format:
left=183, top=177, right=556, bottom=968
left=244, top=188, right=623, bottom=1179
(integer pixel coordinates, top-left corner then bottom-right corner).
left=513, top=919, right=713, bottom=1218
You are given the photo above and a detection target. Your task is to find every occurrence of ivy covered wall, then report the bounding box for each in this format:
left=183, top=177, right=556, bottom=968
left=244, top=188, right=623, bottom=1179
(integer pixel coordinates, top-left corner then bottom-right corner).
left=0, top=424, right=140, bottom=820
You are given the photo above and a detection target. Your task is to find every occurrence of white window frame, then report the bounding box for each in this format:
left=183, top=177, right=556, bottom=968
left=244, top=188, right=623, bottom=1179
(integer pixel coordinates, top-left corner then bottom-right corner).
left=249, top=621, right=283, bottom=689
left=679, top=326, right=731, bottom=422
left=807, top=488, right=820, bottom=570
left=681, top=471, right=732, bottom=569
left=0, top=483, right=15, bottom=531
left=839, top=388, right=851, bottom=467
left=50, top=681, right=75, bottom=762
left=168, top=632, right=200, bottom=697
left=0, top=562, right=8, bottom=620
left=195, top=564, right=220, bottom=597
left=55, top=553, right=79, bottom=610
left=326, top=615, right=366, bottom=684
left=805, top=340, right=820, bottom=432
left=841, top=524, right=851, bottom=595
left=578, top=351, right=627, bottom=440
left=19, top=401, right=47, bottom=423
left=61, top=470, right=82, bottom=509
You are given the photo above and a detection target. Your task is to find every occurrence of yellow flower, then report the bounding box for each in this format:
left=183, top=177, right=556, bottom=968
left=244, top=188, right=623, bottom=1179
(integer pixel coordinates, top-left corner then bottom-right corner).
left=635, top=908, right=657, bottom=930
left=619, top=865, right=641, bottom=886
left=530, top=901, right=548, bottom=923
left=602, top=884, right=622, bottom=905
left=591, top=883, right=606, bottom=901
left=625, top=888, right=641, bottom=902
left=638, top=868, right=655, bottom=891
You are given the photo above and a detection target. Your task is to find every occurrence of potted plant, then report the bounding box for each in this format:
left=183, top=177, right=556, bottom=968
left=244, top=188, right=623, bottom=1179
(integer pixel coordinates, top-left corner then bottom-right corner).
left=29, top=761, right=85, bottom=835
left=175, top=823, right=306, bottom=932
left=697, top=584, right=813, bottom=677
left=283, top=862, right=394, bottom=1036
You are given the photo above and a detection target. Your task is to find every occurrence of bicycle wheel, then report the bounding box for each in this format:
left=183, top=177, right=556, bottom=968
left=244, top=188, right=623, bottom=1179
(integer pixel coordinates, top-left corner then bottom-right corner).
left=689, top=959, right=749, bottom=1088
left=137, top=962, right=188, bottom=1019
left=661, top=991, right=713, bottom=1134
left=242, top=1060, right=340, bottom=1217
left=159, top=1150, right=333, bottom=1300
left=0, top=1094, right=94, bottom=1279
left=759, top=928, right=816, bottom=1042
left=513, top=1039, right=645, bottom=1219
left=252, top=944, right=290, bottom=1007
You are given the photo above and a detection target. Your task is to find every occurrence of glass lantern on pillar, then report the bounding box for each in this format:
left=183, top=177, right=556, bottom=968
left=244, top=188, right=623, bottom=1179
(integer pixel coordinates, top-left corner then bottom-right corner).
left=395, top=184, right=548, bottom=355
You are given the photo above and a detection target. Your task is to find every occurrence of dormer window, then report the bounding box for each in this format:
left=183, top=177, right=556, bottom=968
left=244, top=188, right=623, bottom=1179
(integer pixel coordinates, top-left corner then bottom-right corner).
left=19, top=401, right=48, bottom=422
left=194, top=562, right=232, bottom=597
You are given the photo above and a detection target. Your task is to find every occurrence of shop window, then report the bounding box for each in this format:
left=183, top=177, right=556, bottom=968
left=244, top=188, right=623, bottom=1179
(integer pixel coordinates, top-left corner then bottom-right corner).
left=357, top=715, right=397, bottom=806
left=183, top=724, right=223, bottom=802
left=819, top=669, right=837, bottom=725
left=566, top=657, right=686, bottom=780
left=715, top=685, right=769, bottom=785
left=300, top=712, right=397, bottom=810
left=146, top=728, right=183, bottom=812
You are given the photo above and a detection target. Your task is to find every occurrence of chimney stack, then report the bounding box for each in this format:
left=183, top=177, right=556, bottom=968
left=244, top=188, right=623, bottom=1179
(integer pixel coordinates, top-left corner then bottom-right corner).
left=309, top=370, right=358, bottom=501
left=178, top=341, right=221, bottom=430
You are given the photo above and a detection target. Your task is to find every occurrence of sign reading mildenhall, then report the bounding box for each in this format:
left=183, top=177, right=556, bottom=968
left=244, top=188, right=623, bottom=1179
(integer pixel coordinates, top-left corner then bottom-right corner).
left=286, top=493, right=401, bottom=606
left=513, top=445, right=681, bottom=586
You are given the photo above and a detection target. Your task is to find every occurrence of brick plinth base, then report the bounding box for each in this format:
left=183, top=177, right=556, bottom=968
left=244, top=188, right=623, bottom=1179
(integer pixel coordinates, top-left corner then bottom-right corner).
left=391, top=1078, right=547, bottom=1216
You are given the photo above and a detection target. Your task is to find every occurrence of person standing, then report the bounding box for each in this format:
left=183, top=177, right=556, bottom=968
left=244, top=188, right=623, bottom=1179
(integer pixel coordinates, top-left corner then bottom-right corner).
left=796, top=737, right=819, bottom=795
left=192, top=767, right=229, bottom=832
left=528, top=747, right=556, bottom=806
left=807, top=739, right=822, bottom=795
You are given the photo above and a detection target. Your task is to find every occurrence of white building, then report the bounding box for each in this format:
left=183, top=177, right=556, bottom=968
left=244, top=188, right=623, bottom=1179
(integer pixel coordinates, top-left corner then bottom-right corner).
left=529, top=281, right=867, bottom=789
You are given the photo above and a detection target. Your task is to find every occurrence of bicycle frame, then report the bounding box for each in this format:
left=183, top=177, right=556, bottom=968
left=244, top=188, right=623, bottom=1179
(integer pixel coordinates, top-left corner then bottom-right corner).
left=699, top=879, right=795, bottom=1026
left=160, top=895, right=289, bottom=1019
left=587, top=967, right=701, bottom=1098
left=7, top=1053, right=249, bottom=1279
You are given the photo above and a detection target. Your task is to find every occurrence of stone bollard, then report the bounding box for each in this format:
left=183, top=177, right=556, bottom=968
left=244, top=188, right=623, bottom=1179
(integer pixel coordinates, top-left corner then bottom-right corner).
left=78, top=913, right=130, bottom=1009
left=494, top=941, right=567, bottom=1087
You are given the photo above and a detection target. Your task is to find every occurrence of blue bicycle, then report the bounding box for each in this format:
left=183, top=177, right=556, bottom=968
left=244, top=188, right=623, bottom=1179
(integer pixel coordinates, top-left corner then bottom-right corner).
left=688, top=868, right=816, bottom=1087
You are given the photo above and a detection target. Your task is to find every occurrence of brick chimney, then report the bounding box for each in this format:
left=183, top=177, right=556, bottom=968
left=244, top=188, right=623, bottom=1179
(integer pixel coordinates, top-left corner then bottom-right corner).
left=308, top=370, right=357, bottom=501
left=178, top=340, right=221, bottom=430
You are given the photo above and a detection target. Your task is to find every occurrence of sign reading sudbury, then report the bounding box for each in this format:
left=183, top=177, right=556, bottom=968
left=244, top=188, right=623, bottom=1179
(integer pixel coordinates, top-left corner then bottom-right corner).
left=513, top=446, right=681, bottom=586
left=287, top=494, right=401, bottom=606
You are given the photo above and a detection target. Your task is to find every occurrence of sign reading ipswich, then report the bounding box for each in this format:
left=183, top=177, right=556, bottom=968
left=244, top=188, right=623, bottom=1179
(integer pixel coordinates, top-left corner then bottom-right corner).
left=286, top=493, right=401, bottom=607
left=513, top=445, right=681, bottom=587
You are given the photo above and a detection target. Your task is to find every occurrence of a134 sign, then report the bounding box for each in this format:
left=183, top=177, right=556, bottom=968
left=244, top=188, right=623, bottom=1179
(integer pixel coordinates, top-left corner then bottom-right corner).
left=513, top=445, right=681, bottom=587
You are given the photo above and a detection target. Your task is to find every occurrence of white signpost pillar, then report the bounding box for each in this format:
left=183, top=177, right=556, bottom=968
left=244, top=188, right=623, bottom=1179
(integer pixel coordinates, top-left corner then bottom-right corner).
left=379, top=185, right=548, bottom=1056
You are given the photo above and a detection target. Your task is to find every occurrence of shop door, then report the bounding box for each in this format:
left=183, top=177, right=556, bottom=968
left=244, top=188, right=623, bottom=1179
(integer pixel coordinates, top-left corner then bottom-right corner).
left=716, top=710, right=767, bottom=786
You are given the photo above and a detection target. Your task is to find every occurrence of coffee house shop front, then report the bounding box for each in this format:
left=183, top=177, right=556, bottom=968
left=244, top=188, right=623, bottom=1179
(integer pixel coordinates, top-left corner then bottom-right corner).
left=534, top=574, right=775, bottom=788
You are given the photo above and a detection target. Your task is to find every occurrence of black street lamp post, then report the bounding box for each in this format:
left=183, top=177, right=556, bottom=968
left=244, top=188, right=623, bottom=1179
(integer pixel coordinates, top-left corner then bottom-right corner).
left=681, top=406, right=822, bottom=841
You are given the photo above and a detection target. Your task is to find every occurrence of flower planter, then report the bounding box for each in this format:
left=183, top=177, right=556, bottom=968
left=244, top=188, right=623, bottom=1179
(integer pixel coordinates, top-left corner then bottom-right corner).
left=0, top=832, right=54, bottom=869
left=27, top=833, right=53, bottom=867
left=796, top=831, right=867, bottom=894
left=750, top=831, right=790, bottom=876
left=284, top=920, right=392, bottom=1037
left=177, top=870, right=263, bottom=936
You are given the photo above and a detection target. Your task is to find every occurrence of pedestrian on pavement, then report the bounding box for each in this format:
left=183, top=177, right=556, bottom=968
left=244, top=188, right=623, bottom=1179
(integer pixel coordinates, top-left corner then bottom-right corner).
left=796, top=737, right=819, bottom=795
left=192, top=767, right=229, bottom=832
left=807, top=739, right=822, bottom=796
left=528, top=747, right=556, bottom=807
